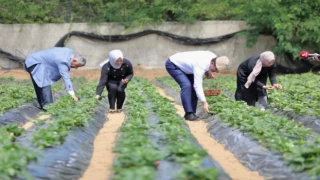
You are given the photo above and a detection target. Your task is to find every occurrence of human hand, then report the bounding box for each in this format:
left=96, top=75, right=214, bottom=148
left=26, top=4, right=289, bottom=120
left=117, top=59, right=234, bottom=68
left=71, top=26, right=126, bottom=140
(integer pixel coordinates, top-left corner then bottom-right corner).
left=121, top=79, right=129, bottom=84
left=205, top=71, right=214, bottom=79
left=273, top=84, right=282, bottom=89
left=263, top=85, right=275, bottom=90
left=95, top=95, right=100, bottom=99
left=203, top=101, right=209, bottom=113
left=311, top=56, right=320, bottom=62
left=72, top=96, right=79, bottom=102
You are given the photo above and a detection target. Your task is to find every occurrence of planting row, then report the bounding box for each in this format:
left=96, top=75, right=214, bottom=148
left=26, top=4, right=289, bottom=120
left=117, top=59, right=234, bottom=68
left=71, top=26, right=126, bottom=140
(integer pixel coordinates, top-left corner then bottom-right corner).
left=0, top=77, right=29, bottom=85
left=0, top=123, right=38, bottom=180
left=0, top=77, right=87, bottom=115
left=206, top=95, right=320, bottom=178
left=156, top=77, right=320, bottom=179
left=198, top=73, right=320, bottom=117
left=112, top=77, right=228, bottom=180
left=157, top=74, right=320, bottom=133
left=32, top=81, right=101, bottom=148
left=202, top=74, right=320, bottom=133
left=0, top=80, right=107, bottom=179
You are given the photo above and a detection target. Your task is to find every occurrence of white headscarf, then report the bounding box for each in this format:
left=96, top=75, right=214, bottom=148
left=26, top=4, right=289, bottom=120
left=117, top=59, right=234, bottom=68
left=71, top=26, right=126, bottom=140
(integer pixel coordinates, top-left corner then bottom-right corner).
left=99, top=50, right=124, bottom=70
left=109, top=50, right=123, bottom=69
left=244, top=51, right=275, bottom=88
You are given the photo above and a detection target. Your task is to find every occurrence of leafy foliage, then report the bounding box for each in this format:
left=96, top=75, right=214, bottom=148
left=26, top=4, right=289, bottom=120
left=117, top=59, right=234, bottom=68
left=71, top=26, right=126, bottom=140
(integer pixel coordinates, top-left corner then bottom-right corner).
left=2, top=0, right=320, bottom=59
left=113, top=77, right=219, bottom=179
left=103, top=0, right=234, bottom=27
left=157, top=75, right=320, bottom=178
left=0, top=0, right=63, bottom=23
left=179, top=73, right=320, bottom=117
left=0, top=0, right=240, bottom=25
left=0, top=77, right=86, bottom=115
left=32, top=81, right=98, bottom=148
left=235, top=0, right=320, bottom=58
left=0, top=124, right=38, bottom=180
left=0, top=84, right=35, bottom=114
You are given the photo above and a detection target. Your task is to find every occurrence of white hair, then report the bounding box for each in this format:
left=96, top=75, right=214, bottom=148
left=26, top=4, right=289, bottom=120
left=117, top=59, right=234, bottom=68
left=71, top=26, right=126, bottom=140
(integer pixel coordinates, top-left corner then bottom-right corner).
left=74, top=55, right=87, bottom=66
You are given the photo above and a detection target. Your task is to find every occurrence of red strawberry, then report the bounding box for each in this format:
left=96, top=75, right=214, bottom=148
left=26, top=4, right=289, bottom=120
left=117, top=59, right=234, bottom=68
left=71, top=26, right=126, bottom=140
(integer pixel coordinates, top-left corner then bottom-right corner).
left=154, top=161, right=160, bottom=166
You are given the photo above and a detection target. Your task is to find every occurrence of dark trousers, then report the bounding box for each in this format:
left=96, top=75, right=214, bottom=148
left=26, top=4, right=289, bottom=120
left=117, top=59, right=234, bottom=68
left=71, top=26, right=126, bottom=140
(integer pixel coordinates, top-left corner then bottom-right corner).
left=107, top=80, right=127, bottom=109
left=25, top=64, right=53, bottom=109
left=235, top=86, right=268, bottom=108
left=165, top=59, right=197, bottom=113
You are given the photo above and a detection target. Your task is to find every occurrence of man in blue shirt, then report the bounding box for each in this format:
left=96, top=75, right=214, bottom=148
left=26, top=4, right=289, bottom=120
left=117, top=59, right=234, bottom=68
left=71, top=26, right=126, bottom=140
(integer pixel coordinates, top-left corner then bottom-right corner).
left=25, top=47, right=86, bottom=111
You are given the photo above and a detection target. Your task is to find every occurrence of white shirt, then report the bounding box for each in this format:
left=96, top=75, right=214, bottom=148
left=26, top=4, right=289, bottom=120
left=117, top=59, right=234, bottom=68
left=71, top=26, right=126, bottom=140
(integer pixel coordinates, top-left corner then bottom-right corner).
left=99, top=59, right=109, bottom=70
left=169, top=51, right=217, bottom=102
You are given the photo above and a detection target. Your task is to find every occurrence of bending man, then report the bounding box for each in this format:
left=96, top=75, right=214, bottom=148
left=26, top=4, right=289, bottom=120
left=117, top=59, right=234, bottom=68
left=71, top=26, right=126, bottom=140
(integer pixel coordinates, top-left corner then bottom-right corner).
left=25, top=47, right=86, bottom=111
left=165, top=51, right=230, bottom=121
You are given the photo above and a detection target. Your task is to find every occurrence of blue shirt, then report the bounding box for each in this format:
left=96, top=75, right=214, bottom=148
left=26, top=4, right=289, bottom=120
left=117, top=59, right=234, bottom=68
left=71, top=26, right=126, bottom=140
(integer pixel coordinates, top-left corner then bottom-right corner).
left=25, top=47, right=74, bottom=91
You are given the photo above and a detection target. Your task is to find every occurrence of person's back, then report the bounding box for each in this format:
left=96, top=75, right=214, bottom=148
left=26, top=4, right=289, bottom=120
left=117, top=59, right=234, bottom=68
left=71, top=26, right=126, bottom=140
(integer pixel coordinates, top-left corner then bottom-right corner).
left=25, top=47, right=85, bottom=110
left=169, top=51, right=216, bottom=74
left=237, top=56, right=259, bottom=76
left=25, top=47, right=74, bottom=87
left=26, top=47, right=73, bottom=68
left=166, top=50, right=229, bottom=120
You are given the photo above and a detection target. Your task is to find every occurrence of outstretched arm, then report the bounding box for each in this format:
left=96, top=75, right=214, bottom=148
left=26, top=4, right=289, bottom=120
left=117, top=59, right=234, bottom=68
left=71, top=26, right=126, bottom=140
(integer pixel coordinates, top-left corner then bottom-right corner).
left=96, top=64, right=110, bottom=97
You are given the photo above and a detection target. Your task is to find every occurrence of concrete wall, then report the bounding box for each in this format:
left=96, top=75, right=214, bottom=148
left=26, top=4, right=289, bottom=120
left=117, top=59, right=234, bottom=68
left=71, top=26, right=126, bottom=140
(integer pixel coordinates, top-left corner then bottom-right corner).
left=0, top=21, right=276, bottom=70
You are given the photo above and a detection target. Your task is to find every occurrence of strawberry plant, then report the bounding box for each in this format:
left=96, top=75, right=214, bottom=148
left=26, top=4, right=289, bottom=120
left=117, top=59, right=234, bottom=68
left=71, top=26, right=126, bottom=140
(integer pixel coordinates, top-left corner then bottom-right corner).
left=0, top=77, right=87, bottom=115
left=0, top=124, right=38, bottom=180
left=32, top=81, right=99, bottom=148
left=0, top=77, right=30, bottom=85
left=196, top=73, right=320, bottom=117
left=112, top=80, right=161, bottom=179
left=112, top=77, right=220, bottom=180
left=0, top=84, right=35, bottom=114
left=0, top=77, right=14, bottom=83
left=158, top=76, right=320, bottom=177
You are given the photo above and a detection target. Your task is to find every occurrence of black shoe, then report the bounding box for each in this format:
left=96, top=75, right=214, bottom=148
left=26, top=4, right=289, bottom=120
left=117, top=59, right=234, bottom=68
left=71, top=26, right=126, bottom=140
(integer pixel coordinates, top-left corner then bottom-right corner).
left=184, top=113, right=199, bottom=121
left=195, top=114, right=200, bottom=119
left=40, top=108, right=47, bottom=112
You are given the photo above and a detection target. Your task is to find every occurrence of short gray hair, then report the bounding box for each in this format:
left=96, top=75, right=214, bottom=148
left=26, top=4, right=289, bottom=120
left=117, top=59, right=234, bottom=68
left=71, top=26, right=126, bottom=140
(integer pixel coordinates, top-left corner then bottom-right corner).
left=74, top=55, right=87, bottom=66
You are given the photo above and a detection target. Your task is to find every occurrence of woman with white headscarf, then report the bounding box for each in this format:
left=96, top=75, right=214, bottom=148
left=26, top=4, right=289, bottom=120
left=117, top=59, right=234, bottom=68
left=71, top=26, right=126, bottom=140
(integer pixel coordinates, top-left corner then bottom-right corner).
left=235, top=51, right=282, bottom=110
left=96, top=50, right=134, bottom=113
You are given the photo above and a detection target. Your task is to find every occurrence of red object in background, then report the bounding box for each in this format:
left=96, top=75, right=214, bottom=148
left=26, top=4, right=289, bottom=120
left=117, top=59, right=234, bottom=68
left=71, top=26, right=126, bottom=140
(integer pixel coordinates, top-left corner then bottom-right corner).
left=154, top=161, right=160, bottom=166
left=299, top=51, right=310, bottom=59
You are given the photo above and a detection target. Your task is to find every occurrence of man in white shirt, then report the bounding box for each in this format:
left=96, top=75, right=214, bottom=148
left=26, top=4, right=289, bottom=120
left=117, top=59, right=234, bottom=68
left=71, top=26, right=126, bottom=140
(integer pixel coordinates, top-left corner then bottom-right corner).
left=165, top=51, right=229, bottom=120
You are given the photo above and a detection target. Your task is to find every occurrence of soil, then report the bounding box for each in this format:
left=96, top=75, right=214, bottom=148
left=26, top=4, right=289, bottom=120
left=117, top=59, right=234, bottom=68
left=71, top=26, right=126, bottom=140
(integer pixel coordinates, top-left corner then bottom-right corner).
left=1, top=67, right=240, bottom=179
left=0, top=67, right=236, bottom=82
left=80, top=112, right=125, bottom=180
left=155, top=87, right=263, bottom=180
left=0, top=67, right=171, bottom=82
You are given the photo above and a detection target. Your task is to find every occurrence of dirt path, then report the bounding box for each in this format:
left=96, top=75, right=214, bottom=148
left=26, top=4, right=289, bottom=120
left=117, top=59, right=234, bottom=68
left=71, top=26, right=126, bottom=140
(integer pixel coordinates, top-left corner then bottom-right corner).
left=0, top=67, right=171, bottom=82
left=155, top=87, right=263, bottom=180
left=80, top=112, right=125, bottom=180
left=0, top=67, right=236, bottom=82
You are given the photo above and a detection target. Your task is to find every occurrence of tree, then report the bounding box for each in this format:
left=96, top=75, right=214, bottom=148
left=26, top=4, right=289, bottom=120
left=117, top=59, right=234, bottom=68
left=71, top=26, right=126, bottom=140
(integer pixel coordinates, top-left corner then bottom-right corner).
left=0, top=0, right=63, bottom=24
left=236, top=0, right=320, bottom=59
